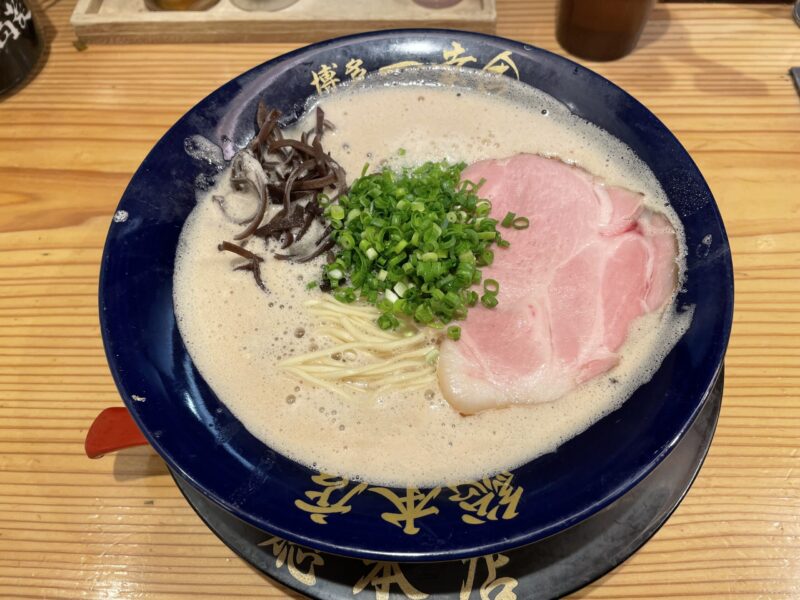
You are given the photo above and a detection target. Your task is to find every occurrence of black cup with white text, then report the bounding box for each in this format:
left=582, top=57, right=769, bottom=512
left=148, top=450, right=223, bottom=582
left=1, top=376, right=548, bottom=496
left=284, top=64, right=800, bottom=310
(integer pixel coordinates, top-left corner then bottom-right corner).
left=1, top=0, right=43, bottom=97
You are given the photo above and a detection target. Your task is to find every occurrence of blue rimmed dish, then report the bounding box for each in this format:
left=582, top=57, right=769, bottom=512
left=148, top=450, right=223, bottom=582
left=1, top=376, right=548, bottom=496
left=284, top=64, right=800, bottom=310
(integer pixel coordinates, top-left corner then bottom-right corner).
left=99, top=29, right=733, bottom=562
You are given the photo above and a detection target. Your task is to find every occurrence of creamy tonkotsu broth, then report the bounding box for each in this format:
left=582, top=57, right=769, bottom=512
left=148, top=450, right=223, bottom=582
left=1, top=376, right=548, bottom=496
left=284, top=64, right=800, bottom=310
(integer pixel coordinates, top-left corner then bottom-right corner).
left=174, top=68, right=690, bottom=488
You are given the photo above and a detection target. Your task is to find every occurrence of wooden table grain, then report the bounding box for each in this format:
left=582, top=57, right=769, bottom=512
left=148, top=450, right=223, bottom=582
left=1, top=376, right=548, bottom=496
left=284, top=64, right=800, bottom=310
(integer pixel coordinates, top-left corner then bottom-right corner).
left=0, top=1, right=798, bottom=598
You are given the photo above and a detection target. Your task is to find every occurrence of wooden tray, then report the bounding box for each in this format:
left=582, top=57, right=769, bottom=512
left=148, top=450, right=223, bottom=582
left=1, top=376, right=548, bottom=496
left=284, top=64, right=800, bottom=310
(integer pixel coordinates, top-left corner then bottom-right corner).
left=70, top=0, right=496, bottom=44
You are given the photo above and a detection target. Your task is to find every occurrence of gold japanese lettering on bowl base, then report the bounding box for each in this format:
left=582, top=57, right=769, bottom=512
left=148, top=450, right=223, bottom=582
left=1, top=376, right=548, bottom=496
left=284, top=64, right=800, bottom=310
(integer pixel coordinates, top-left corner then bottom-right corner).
left=258, top=536, right=325, bottom=586
left=255, top=534, right=520, bottom=599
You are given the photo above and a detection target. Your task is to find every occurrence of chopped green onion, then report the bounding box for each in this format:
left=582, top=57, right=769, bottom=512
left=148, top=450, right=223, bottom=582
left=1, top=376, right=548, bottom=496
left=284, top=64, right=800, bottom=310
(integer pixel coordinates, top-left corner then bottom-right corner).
left=376, top=298, right=393, bottom=312
left=329, top=205, right=345, bottom=221
left=484, top=279, right=499, bottom=294
left=306, top=281, right=318, bottom=289
left=322, top=161, right=509, bottom=329
left=478, top=250, right=494, bottom=266
left=393, top=239, right=408, bottom=253
left=447, top=326, right=461, bottom=341
left=377, top=313, right=399, bottom=330
left=445, top=291, right=462, bottom=308
left=459, top=251, right=475, bottom=264
left=512, top=216, right=530, bottom=230
left=476, top=200, right=492, bottom=217
left=425, top=348, right=440, bottom=364
left=334, top=287, right=356, bottom=303
left=481, top=293, right=498, bottom=308
left=501, top=211, right=516, bottom=228
left=339, top=231, right=355, bottom=249
left=415, top=303, right=435, bottom=324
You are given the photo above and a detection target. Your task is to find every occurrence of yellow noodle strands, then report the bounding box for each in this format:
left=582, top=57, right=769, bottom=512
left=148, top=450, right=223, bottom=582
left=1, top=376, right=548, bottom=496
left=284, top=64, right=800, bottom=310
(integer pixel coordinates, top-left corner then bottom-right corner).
left=280, top=296, right=438, bottom=400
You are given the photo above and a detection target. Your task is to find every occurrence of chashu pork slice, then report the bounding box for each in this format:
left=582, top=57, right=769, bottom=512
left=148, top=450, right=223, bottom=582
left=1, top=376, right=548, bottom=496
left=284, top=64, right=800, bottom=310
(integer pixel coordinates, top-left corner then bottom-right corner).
left=437, top=154, right=678, bottom=414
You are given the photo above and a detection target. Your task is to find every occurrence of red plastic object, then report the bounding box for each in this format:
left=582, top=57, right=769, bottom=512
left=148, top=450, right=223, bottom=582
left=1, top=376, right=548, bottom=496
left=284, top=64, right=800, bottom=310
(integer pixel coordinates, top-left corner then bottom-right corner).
left=85, top=407, right=149, bottom=458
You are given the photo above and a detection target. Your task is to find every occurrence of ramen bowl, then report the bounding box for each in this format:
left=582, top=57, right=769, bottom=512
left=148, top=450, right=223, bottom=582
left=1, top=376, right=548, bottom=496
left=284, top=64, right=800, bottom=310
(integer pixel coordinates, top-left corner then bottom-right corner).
left=99, top=30, right=733, bottom=562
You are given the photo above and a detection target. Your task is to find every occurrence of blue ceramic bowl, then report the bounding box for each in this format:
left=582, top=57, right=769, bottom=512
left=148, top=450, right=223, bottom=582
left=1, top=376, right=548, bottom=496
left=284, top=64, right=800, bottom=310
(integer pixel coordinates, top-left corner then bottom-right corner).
left=99, top=30, right=733, bottom=562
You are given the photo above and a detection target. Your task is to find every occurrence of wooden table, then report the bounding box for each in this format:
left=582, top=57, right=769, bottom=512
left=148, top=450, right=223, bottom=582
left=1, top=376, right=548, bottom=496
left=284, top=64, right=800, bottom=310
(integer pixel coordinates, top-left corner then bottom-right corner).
left=1, top=1, right=798, bottom=598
